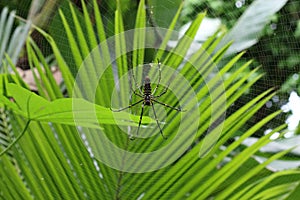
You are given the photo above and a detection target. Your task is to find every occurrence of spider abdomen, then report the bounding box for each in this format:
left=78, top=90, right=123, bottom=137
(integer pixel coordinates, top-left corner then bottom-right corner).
left=144, top=76, right=152, bottom=106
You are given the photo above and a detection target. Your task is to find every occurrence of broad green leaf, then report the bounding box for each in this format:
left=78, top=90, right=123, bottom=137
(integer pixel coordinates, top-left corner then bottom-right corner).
left=0, top=83, right=153, bottom=127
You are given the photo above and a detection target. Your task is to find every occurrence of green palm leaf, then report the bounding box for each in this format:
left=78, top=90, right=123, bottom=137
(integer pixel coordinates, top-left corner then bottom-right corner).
left=0, top=1, right=299, bottom=199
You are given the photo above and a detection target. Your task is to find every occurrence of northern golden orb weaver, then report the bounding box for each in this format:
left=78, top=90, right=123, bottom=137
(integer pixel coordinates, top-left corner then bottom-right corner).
left=111, top=61, right=184, bottom=139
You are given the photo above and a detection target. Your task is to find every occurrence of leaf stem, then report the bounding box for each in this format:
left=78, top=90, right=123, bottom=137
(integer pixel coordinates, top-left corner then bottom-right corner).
left=0, top=120, right=31, bottom=157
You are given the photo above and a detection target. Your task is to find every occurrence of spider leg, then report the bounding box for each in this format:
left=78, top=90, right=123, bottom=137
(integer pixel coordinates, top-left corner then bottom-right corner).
left=153, top=76, right=171, bottom=98
left=151, top=102, right=167, bottom=139
left=132, top=90, right=143, bottom=98
left=153, top=86, right=168, bottom=98
left=129, top=73, right=143, bottom=98
left=152, top=99, right=185, bottom=112
left=152, top=60, right=161, bottom=95
left=153, top=61, right=177, bottom=98
left=136, top=101, right=145, bottom=136
left=130, top=70, right=143, bottom=95
left=110, top=99, right=143, bottom=112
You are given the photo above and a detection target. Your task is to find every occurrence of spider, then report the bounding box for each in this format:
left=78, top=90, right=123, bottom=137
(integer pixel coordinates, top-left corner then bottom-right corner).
left=111, top=61, right=184, bottom=139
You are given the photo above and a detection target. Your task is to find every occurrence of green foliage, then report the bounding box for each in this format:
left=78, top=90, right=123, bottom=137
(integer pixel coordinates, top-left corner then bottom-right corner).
left=0, top=1, right=299, bottom=199
left=0, top=107, right=12, bottom=151
left=0, top=83, right=152, bottom=127
left=181, top=0, right=300, bottom=134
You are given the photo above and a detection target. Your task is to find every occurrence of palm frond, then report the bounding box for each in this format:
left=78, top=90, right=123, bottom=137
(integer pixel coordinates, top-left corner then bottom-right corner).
left=0, top=7, right=30, bottom=70
left=0, top=1, right=298, bottom=199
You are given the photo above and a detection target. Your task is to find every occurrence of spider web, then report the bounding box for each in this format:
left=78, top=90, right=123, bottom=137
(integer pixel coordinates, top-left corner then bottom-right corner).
left=180, top=0, right=300, bottom=137
left=9, top=0, right=300, bottom=131
left=181, top=0, right=300, bottom=173
left=3, top=0, right=300, bottom=198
